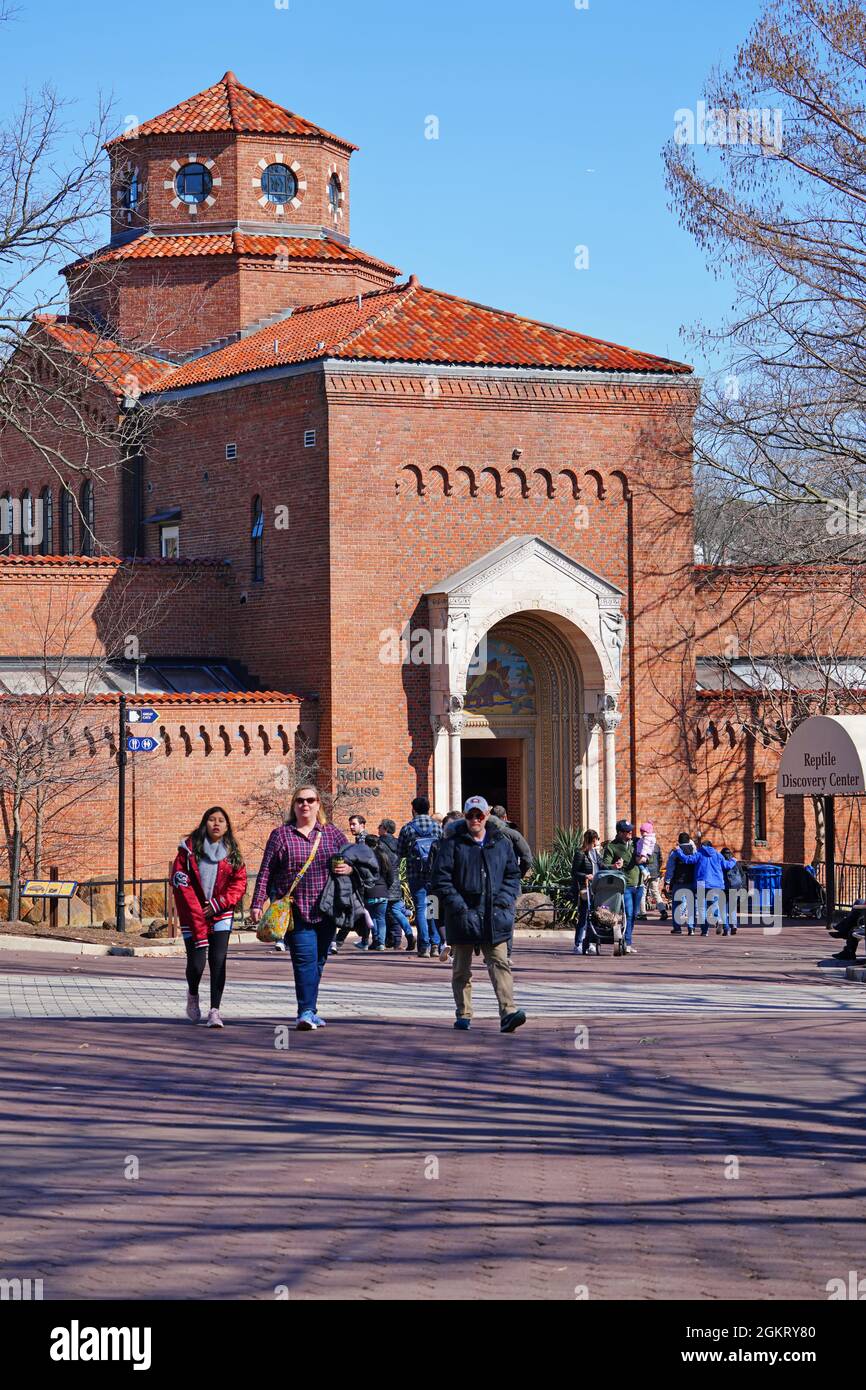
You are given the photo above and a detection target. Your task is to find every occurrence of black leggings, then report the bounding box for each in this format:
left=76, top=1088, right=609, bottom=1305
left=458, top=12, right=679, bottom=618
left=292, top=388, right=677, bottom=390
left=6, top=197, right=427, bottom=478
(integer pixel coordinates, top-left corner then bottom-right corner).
left=184, top=932, right=230, bottom=1009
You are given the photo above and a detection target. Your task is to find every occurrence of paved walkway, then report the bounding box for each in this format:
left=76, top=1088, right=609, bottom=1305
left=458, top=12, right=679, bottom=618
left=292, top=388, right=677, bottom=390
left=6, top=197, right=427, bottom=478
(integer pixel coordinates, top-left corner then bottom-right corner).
left=1, top=967, right=864, bottom=1019
left=0, top=927, right=863, bottom=1300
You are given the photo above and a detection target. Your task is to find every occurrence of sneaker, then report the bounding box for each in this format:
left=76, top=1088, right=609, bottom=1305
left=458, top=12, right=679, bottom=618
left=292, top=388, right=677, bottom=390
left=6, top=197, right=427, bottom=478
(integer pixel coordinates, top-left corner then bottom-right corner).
left=670, top=928, right=683, bottom=935
left=329, top=942, right=339, bottom=954
left=274, top=941, right=287, bottom=953
left=572, top=944, right=583, bottom=954
left=354, top=941, right=369, bottom=951
left=311, top=1013, right=327, bottom=1027
left=500, top=1009, right=527, bottom=1034
left=206, top=1009, right=224, bottom=1028
left=416, top=948, right=429, bottom=958
left=854, top=924, right=865, bottom=939
left=623, top=945, right=636, bottom=955
left=430, top=946, right=441, bottom=958
left=687, top=928, right=695, bottom=936
left=586, top=943, right=598, bottom=955
left=439, top=945, right=452, bottom=963
left=404, top=938, right=416, bottom=952
left=658, top=910, right=668, bottom=920
left=296, top=1012, right=318, bottom=1031
left=454, top=1017, right=471, bottom=1030
left=185, top=993, right=201, bottom=1023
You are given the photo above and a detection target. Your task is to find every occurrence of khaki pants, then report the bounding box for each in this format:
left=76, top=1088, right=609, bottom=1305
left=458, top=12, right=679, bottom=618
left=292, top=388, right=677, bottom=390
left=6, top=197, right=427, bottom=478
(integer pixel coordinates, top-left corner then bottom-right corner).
left=452, top=941, right=515, bottom=1020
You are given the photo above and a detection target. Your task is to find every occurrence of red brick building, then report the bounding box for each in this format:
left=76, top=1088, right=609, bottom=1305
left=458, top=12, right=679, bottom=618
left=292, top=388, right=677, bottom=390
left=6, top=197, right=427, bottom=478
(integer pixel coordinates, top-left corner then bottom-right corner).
left=1, top=73, right=855, bottom=882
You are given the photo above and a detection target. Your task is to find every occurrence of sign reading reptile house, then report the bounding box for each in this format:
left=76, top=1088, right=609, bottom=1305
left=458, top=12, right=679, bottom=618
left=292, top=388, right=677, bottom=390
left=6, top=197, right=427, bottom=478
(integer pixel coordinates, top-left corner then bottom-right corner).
left=777, top=716, right=866, bottom=796
left=336, top=746, right=386, bottom=798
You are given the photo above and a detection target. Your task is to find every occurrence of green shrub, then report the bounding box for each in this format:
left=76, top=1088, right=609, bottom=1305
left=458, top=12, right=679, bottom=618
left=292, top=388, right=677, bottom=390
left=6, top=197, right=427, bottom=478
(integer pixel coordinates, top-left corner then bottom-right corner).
left=525, top=826, right=585, bottom=926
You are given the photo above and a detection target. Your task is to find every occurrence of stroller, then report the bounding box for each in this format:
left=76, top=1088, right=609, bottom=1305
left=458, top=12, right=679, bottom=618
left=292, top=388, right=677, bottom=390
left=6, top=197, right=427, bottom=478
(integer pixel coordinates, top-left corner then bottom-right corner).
left=589, top=870, right=627, bottom=957
left=782, top=864, right=826, bottom=919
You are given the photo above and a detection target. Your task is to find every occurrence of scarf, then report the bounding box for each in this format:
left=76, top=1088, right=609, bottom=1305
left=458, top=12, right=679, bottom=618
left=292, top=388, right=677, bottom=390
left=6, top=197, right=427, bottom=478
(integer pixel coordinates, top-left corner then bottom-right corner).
left=198, top=836, right=228, bottom=900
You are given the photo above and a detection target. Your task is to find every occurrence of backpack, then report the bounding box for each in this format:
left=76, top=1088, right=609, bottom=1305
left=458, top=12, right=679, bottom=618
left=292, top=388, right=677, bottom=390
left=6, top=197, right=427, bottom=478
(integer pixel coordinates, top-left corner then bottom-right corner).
left=723, top=861, right=744, bottom=891
left=408, top=828, right=437, bottom=883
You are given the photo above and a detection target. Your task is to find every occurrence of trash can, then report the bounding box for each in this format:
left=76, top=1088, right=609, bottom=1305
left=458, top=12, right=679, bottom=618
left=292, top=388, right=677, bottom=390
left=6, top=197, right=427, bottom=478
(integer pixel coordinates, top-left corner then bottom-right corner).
left=748, top=863, right=782, bottom=920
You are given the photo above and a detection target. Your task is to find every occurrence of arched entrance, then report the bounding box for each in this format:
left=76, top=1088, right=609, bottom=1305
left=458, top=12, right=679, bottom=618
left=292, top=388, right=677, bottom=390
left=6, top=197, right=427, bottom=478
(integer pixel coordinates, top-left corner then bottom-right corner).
left=426, top=535, right=625, bottom=850
left=459, top=619, right=586, bottom=848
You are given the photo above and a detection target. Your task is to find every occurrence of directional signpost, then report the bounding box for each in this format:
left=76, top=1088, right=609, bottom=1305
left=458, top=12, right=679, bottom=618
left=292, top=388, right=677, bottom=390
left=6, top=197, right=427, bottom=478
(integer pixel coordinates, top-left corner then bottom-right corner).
left=117, top=697, right=160, bottom=933
left=126, top=736, right=159, bottom=753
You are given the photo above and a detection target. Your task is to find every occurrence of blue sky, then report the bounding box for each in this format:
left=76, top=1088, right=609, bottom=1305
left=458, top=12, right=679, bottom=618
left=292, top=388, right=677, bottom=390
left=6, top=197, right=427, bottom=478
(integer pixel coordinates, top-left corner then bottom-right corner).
left=2, top=0, right=766, bottom=373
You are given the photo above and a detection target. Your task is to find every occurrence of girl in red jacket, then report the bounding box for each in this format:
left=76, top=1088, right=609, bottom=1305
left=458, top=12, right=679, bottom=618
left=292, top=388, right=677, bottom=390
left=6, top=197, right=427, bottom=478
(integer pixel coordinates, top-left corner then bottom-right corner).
left=171, top=807, right=247, bottom=1028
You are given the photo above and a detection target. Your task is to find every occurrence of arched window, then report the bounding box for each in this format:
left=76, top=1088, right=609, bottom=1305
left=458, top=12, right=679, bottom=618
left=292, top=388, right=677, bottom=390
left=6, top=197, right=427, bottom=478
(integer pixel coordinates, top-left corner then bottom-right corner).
left=60, top=487, right=74, bottom=555
left=19, top=490, right=32, bottom=554
left=40, top=486, right=53, bottom=554
left=80, top=480, right=94, bottom=555
left=251, top=495, right=264, bottom=583
left=0, top=494, right=11, bottom=556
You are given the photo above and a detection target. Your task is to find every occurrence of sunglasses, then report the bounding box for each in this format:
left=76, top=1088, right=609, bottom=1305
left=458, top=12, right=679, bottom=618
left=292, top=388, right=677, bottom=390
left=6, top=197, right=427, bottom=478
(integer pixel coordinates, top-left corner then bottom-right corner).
left=466, top=810, right=486, bottom=821
left=295, top=796, right=318, bottom=805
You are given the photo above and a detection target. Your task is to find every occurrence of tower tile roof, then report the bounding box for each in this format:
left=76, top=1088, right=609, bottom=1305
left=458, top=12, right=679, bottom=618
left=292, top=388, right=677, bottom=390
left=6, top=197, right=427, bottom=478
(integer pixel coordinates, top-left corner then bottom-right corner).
left=107, top=72, right=357, bottom=151
left=68, top=233, right=398, bottom=278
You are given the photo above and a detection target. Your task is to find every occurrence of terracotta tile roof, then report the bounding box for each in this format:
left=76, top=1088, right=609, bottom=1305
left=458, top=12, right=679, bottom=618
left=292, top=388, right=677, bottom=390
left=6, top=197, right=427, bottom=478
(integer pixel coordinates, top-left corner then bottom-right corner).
left=0, top=691, right=302, bottom=705
left=157, top=279, right=693, bottom=391
left=73, top=233, right=398, bottom=277
left=35, top=318, right=176, bottom=394
left=107, top=72, right=357, bottom=151
left=0, top=554, right=228, bottom=569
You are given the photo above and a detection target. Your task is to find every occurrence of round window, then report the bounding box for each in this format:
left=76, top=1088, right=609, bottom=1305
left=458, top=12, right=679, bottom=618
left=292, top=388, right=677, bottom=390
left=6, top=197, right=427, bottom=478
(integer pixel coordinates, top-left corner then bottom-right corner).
left=261, top=163, right=298, bottom=205
left=175, top=163, right=213, bottom=204
left=328, top=174, right=342, bottom=213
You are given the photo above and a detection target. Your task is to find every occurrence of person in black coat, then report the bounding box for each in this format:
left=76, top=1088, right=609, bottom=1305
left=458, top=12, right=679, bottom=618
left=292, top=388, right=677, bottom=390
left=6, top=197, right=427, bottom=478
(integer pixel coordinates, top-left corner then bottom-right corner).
left=377, top=819, right=415, bottom=950
left=432, top=796, right=525, bottom=1034
left=571, top=829, right=602, bottom=955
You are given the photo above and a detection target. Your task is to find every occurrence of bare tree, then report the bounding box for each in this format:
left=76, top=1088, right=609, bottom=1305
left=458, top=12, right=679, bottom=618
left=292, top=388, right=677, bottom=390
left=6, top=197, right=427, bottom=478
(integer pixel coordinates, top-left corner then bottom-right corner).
left=0, top=564, right=196, bottom=918
left=0, top=5, right=181, bottom=519
left=665, top=0, right=866, bottom=545
left=696, top=570, right=866, bottom=860
left=242, top=743, right=383, bottom=834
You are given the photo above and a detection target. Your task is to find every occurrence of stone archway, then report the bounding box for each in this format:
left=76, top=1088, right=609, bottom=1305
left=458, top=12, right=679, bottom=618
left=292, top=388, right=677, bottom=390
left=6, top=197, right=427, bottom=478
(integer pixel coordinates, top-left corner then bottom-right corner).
left=425, top=534, right=625, bottom=848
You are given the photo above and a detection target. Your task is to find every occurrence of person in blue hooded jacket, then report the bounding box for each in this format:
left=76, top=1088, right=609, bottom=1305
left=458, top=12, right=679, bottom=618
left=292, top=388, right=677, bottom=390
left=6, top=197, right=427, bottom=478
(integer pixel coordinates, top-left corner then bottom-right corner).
left=695, top=840, right=739, bottom=937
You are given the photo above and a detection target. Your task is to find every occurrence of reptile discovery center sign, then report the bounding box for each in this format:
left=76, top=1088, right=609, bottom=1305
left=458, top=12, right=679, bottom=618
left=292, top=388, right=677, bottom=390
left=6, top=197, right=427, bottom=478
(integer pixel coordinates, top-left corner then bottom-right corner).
left=777, top=716, right=866, bottom=796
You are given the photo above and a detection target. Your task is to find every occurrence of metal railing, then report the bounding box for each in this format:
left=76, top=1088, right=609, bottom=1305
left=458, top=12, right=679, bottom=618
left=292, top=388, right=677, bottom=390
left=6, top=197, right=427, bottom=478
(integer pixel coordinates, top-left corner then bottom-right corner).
left=1, top=872, right=262, bottom=928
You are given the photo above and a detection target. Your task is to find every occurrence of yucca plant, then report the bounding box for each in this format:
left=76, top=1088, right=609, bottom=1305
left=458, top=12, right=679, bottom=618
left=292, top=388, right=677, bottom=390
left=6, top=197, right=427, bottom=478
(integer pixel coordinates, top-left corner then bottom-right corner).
left=525, top=827, right=584, bottom=926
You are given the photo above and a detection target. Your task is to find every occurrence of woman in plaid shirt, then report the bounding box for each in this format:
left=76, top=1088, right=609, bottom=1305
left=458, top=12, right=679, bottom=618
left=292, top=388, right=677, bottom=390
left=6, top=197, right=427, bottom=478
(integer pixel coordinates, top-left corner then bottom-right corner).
left=251, top=784, right=350, bottom=1030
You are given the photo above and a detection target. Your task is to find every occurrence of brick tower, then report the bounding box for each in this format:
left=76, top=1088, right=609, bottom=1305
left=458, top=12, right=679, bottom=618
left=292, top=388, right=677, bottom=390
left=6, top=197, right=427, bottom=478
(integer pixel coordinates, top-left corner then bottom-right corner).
left=64, top=72, right=399, bottom=355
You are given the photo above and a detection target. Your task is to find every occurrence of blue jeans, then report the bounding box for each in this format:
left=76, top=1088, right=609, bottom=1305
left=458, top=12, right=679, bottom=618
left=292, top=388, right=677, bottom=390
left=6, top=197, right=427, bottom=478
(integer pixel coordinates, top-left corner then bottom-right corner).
left=368, top=898, right=387, bottom=947
left=386, top=899, right=412, bottom=944
left=287, top=916, right=336, bottom=1017
left=411, top=886, right=441, bottom=950
left=574, top=893, right=591, bottom=949
left=672, top=887, right=695, bottom=932
left=702, top=886, right=727, bottom=933
left=623, top=885, right=641, bottom=946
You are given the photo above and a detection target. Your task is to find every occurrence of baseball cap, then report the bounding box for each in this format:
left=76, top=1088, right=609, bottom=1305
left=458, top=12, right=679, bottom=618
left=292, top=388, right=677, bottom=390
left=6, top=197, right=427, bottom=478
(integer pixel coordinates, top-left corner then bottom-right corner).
left=464, top=796, right=490, bottom=815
